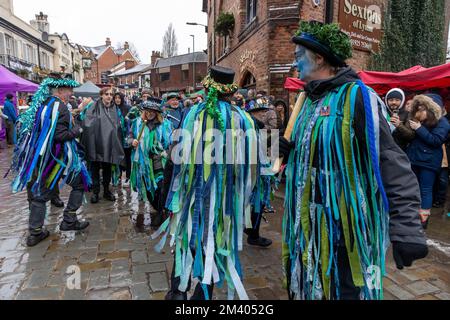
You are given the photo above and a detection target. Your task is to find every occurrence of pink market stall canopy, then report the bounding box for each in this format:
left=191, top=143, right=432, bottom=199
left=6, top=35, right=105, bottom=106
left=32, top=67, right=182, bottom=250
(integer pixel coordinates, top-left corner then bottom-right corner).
left=0, top=65, right=38, bottom=104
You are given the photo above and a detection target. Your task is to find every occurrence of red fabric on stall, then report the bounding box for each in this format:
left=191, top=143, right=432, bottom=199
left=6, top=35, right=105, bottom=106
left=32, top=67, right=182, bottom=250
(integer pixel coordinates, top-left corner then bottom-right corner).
left=284, top=77, right=305, bottom=91
left=358, top=63, right=450, bottom=95
left=284, top=64, right=450, bottom=95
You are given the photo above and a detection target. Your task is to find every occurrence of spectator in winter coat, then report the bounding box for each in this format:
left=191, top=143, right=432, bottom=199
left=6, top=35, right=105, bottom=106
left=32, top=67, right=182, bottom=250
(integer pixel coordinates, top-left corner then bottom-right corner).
left=406, top=94, right=450, bottom=229
left=386, top=88, right=410, bottom=150
left=114, top=92, right=132, bottom=186
left=3, top=94, right=18, bottom=145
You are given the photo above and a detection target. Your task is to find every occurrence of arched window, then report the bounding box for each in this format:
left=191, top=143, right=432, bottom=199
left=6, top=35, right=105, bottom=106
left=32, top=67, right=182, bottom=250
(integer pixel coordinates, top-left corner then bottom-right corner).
left=241, top=71, right=256, bottom=89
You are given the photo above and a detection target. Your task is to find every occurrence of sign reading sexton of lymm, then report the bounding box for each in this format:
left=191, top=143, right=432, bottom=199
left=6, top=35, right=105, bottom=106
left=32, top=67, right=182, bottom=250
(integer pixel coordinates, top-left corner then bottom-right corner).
left=338, top=0, right=384, bottom=52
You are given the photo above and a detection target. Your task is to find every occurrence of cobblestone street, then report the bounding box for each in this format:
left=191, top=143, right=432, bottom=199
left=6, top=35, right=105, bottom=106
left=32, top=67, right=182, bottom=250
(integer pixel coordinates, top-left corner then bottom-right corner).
left=0, top=147, right=449, bottom=300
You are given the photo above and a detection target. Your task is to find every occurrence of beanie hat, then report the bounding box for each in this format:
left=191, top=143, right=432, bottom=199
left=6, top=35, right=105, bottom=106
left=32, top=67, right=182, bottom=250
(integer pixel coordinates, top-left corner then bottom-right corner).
left=385, top=88, right=405, bottom=111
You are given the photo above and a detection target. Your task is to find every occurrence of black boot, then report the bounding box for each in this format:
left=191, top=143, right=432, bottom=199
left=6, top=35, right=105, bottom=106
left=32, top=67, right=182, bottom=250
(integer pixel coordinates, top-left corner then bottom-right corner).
left=165, top=290, right=187, bottom=300
left=104, top=189, right=116, bottom=202
left=150, top=212, right=163, bottom=230
left=60, top=220, right=90, bottom=232
left=51, top=196, right=64, bottom=208
left=27, top=230, right=50, bottom=247
left=248, top=236, right=273, bottom=248
left=91, top=193, right=99, bottom=204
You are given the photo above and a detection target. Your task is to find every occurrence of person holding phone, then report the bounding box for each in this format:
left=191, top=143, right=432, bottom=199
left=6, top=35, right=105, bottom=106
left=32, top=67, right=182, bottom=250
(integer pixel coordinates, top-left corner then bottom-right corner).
left=406, top=94, right=450, bottom=229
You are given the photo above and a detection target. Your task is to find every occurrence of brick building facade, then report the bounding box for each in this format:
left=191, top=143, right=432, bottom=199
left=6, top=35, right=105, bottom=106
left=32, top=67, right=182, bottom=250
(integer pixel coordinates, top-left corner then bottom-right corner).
left=81, top=39, right=139, bottom=86
left=149, top=51, right=208, bottom=96
left=205, top=0, right=387, bottom=104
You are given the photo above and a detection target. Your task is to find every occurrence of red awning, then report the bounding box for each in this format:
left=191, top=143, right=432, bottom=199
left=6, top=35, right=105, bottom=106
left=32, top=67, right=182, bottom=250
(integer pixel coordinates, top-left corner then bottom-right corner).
left=284, top=63, right=450, bottom=96
left=284, top=77, right=305, bottom=92
left=358, top=63, right=450, bottom=95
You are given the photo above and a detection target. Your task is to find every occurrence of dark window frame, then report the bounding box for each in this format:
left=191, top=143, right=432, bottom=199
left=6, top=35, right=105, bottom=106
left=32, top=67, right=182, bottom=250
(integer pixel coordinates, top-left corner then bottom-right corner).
left=246, top=0, right=257, bottom=25
left=160, top=73, right=170, bottom=82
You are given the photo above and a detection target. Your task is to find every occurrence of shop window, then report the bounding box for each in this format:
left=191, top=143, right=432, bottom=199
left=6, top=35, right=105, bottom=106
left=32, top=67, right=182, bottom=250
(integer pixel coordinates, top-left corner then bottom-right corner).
left=182, top=70, right=189, bottom=81
left=160, top=73, right=170, bottom=82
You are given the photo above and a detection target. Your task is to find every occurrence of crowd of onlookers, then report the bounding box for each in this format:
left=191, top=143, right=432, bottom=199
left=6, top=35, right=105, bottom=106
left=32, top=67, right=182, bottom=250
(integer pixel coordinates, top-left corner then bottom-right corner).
left=384, top=89, right=450, bottom=228
left=1, top=86, right=449, bottom=227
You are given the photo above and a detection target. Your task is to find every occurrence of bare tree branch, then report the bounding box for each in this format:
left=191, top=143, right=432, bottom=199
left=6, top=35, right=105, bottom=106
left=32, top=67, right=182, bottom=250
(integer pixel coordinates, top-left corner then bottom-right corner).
left=162, top=23, right=179, bottom=58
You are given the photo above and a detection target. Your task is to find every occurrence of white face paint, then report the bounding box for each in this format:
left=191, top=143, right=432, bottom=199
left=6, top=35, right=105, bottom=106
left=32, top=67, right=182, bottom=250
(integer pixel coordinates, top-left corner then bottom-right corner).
left=294, top=45, right=317, bottom=81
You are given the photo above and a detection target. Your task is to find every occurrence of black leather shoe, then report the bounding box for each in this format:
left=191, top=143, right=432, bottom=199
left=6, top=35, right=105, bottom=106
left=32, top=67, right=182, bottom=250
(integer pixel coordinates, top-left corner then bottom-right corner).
left=60, top=220, right=90, bottom=232
left=51, top=197, right=64, bottom=208
left=248, top=237, right=273, bottom=248
left=91, top=193, right=99, bottom=204
left=27, top=230, right=50, bottom=247
left=165, top=290, right=187, bottom=300
left=104, top=190, right=116, bottom=202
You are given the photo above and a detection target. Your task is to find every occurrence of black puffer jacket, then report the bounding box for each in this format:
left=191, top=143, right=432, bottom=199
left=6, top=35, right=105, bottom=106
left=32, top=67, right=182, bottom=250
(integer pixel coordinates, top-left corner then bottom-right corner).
left=52, top=97, right=82, bottom=143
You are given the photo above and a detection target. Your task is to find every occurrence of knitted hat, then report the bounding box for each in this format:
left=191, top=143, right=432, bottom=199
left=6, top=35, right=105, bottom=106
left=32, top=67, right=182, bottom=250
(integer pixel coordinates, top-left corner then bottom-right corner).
left=167, top=92, right=181, bottom=101
left=140, top=97, right=163, bottom=113
left=386, top=88, right=405, bottom=101
left=424, top=93, right=444, bottom=109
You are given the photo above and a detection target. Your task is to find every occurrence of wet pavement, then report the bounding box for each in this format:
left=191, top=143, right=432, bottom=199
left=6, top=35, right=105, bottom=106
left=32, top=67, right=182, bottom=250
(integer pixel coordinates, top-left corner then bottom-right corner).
left=0, top=147, right=449, bottom=300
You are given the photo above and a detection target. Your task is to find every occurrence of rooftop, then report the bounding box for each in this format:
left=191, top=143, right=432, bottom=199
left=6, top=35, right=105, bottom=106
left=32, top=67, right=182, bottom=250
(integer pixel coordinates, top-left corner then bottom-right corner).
left=154, top=52, right=207, bottom=69
left=109, top=64, right=151, bottom=77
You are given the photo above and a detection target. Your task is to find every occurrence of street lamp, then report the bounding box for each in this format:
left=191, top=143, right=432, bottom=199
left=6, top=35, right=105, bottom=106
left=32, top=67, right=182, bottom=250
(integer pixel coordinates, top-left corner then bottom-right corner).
left=190, top=35, right=195, bottom=93
left=186, top=22, right=208, bottom=33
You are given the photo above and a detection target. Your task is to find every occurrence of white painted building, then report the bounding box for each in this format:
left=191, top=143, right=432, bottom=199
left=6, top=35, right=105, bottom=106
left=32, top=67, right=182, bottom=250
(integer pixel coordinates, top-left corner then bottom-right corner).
left=0, top=0, right=55, bottom=81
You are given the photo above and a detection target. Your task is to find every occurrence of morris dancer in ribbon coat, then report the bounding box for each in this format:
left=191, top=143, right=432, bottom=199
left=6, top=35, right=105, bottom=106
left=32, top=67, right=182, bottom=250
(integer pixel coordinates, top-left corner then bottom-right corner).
left=161, top=66, right=271, bottom=300
left=9, top=73, right=91, bottom=247
left=129, top=98, right=173, bottom=229
left=278, top=21, right=429, bottom=300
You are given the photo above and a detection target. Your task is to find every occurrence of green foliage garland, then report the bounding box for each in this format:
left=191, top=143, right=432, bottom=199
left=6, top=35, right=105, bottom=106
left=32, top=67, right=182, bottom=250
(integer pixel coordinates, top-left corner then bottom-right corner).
left=296, top=21, right=353, bottom=61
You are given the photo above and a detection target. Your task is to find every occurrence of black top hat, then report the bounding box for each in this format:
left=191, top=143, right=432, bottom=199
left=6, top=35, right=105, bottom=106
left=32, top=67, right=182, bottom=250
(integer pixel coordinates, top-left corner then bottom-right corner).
left=140, top=97, right=163, bottom=113
left=210, top=66, right=235, bottom=85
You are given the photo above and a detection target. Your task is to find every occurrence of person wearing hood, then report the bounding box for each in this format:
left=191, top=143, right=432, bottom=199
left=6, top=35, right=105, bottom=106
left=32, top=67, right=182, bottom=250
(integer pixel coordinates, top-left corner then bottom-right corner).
left=81, top=87, right=126, bottom=204
left=114, top=92, right=132, bottom=186
left=385, top=88, right=415, bottom=150
left=405, top=95, right=450, bottom=227
left=278, top=21, right=428, bottom=300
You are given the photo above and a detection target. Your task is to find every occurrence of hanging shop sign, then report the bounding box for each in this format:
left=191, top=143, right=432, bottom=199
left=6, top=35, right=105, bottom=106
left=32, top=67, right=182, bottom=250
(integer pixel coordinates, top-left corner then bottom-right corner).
left=338, top=0, right=384, bottom=52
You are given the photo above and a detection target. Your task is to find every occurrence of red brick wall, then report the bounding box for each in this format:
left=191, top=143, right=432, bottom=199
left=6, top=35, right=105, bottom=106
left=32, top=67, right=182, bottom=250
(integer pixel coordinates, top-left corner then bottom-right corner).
left=83, top=48, right=139, bottom=84
left=151, top=62, right=208, bottom=96
left=206, top=0, right=388, bottom=103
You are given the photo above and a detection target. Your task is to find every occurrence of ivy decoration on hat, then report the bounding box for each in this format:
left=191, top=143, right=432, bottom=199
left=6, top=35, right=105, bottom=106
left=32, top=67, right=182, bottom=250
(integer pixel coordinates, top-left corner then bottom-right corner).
left=295, top=21, right=353, bottom=65
left=202, top=74, right=239, bottom=132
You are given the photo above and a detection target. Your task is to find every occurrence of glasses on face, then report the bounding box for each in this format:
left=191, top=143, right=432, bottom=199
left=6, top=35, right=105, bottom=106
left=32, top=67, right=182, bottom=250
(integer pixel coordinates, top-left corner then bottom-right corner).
left=104, top=93, right=113, bottom=96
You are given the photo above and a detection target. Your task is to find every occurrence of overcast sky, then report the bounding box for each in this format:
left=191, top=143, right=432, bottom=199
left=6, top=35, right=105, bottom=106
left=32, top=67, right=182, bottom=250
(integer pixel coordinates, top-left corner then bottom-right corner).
left=13, top=0, right=208, bottom=63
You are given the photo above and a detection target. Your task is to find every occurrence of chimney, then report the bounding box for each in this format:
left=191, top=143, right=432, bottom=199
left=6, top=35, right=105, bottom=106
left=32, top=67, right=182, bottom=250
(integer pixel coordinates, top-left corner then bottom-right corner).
left=106, top=37, right=111, bottom=46
left=30, top=11, right=50, bottom=33
left=151, top=51, right=162, bottom=66
left=124, top=41, right=129, bottom=50
left=125, top=59, right=136, bottom=70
